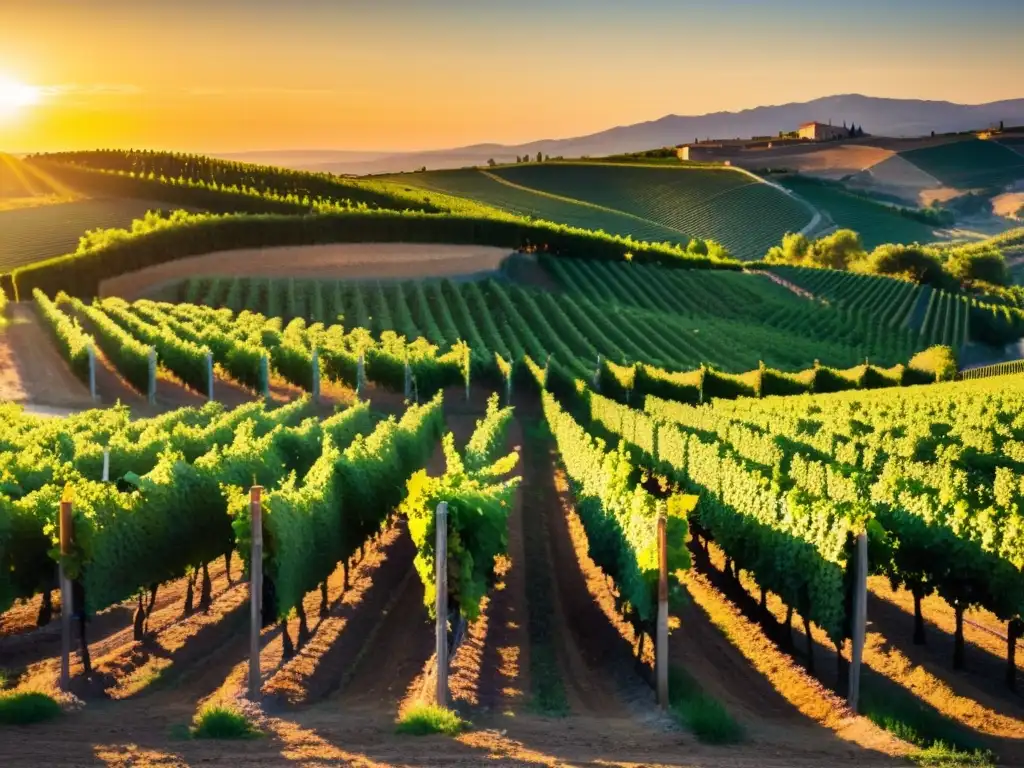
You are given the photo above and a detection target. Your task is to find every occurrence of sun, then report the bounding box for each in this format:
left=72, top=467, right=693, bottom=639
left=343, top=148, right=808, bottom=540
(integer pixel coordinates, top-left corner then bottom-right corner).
left=0, top=76, right=40, bottom=121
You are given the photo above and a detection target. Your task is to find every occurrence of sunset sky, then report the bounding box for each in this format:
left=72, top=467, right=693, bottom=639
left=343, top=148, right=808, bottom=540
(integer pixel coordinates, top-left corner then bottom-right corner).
left=1, top=0, right=1022, bottom=154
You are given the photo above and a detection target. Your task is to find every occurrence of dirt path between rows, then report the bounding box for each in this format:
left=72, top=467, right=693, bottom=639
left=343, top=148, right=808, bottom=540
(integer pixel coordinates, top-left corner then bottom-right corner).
left=100, top=244, right=515, bottom=300
left=0, top=303, right=94, bottom=407
left=1, top=405, right=915, bottom=767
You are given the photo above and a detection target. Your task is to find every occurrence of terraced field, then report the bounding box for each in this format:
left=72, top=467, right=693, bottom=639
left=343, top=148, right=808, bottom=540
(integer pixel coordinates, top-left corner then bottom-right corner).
left=900, top=139, right=1024, bottom=188
left=0, top=198, right=168, bottom=271
left=779, top=177, right=938, bottom=248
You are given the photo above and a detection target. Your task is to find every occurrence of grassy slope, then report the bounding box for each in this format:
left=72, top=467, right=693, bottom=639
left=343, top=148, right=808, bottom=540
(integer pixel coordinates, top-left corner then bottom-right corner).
left=900, top=139, right=1024, bottom=188
left=779, top=177, right=937, bottom=249
left=0, top=198, right=173, bottom=272
left=382, top=163, right=811, bottom=260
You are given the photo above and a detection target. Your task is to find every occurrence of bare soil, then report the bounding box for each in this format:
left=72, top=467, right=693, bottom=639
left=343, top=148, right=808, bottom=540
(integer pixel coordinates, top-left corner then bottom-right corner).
left=0, top=303, right=94, bottom=407
left=100, top=244, right=516, bottom=301
left=694, top=538, right=1024, bottom=763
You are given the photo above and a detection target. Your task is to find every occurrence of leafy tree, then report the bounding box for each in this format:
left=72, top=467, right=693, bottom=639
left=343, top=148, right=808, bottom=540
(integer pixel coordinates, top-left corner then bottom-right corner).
left=809, top=229, right=866, bottom=269
left=945, top=244, right=1009, bottom=286
left=487, top=158, right=496, bottom=167
left=536, top=151, right=543, bottom=163
left=864, top=244, right=947, bottom=286
left=764, top=232, right=811, bottom=265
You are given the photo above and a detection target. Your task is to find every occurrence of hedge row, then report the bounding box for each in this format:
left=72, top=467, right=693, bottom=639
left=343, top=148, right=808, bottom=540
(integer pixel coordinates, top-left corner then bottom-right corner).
left=5, top=209, right=742, bottom=299
left=68, top=298, right=152, bottom=393
left=551, top=348, right=955, bottom=406
left=32, top=290, right=93, bottom=384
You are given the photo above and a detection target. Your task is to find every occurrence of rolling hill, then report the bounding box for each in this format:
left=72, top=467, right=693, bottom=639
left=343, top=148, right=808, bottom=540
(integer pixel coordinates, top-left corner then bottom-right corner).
left=382, top=163, right=813, bottom=260
left=899, top=139, right=1024, bottom=188
left=241, top=94, right=1024, bottom=175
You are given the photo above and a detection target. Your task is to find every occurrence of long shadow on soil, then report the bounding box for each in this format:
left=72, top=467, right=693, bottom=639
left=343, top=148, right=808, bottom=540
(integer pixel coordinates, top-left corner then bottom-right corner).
left=265, top=524, right=419, bottom=708
left=866, top=591, right=1024, bottom=710
left=690, top=541, right=1015, bottom=761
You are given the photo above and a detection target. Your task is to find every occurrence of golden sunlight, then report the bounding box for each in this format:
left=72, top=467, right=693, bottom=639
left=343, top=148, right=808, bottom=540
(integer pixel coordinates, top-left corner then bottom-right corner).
left=0, top=75, right=40, bottom=121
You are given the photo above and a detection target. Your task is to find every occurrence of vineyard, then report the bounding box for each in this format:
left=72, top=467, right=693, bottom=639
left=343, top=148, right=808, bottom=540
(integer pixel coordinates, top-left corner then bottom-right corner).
left=768, top=265, right=1024, bottom=349
left=899, top=139, right=1024, bottom=189
left=778, top=176, right=938, bottom=249
left=488, top=164, right=813, bottom=260
left=3, top=317, right=1024, bottom=765
left=174, top=267, right=920, bottom=378
left=0, top=199, right=167, bottom=272
left=381, top=163, right=812, bottom=260
left=376, top=168, right=688, bottom=245
left=3, top=145, right=1024, bottom=766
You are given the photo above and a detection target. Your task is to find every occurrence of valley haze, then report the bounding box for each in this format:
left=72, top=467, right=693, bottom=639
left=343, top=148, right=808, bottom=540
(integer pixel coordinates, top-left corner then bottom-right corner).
left=218, top=94, right=1024, bottom=175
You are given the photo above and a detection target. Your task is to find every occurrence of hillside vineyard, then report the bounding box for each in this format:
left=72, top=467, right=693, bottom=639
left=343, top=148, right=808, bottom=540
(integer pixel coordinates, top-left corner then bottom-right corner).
left=2, top=143, right=1024, bottom=768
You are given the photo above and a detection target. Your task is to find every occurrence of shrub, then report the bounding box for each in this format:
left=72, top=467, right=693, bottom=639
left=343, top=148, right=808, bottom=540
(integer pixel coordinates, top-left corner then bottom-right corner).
left=395, top=704, right=468, bottom=736
left=0, top=692, right=62, bottom=725
left=944, top=244, right=1009, bottom=286
left=190, top=703, right=262, bottom=739
left=864, top=244, right=950, bottom=288
left=907, top=345, right=958, bottom=383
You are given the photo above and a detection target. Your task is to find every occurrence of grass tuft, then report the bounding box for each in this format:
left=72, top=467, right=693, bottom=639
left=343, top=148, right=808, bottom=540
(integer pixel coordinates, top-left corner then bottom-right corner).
left=860, top=679, right=993, bottom=768
left=0, top=692, right=62, bottom=725
left=909, top=742, right=994, bottom=767
left=190, top=704, right=262, bottom=740
left=668, top=666, right=744, bottom=744
left=395, top=704, right=468, bottom=736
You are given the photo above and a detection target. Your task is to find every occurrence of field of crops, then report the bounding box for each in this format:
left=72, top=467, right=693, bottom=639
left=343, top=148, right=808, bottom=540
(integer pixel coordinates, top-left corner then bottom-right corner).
left=4, top=147, right=1024, bottom=766
left=778, top=176, right=938, bottom=249
left=0, top=198, right=167, bottom=272
left=4, top=292, right=1024, bottom=764
left=766, top=265, right=1019, bottom=351
left=174, top=263, right=920, bottom=376
left=490, top=164, right=812, bottom=260
left=378, top=168, right=686, bottom=245
left=381, top=163, right=812, bottom=260
left=900, top=139, right=1024, bottom=188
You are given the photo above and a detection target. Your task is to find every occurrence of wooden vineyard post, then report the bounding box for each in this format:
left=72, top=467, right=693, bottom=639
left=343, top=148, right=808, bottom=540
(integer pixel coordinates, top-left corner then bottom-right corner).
left=505, top=362, right=513, bottom=407
left=594, top=354, right=602, bottom=393
left=88, top=343, right=98, bottom=402
left=311, top=347, right=321, bottom=403
left=404, top=353, right=411, bottom=400
left=102, top=448, right=110, bottom=482
left=248, top=486, right=263, bottom=701
left=656, top=509, right=669, bottom=710
left=464, top=347, right=470, bottom=403
left=206, top=351, right=214, bottom=402
left=147, top=347, right=157, bottom=405
left=260, top=355, right=270, bottom=399
left=357, top=352, right=365, bottom=398
left=59, top=491, right=73, bottom=691
left=435, top=501, right=449, bottom=707
left=847, top=531, right=868, bottom=711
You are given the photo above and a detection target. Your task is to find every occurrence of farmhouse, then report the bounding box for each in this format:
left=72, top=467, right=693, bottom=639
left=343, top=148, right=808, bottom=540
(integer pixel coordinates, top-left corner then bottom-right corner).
left=798, top=121, right=850, bottom=142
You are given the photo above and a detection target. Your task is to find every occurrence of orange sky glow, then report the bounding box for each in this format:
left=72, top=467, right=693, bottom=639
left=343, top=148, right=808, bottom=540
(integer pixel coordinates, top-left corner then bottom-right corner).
left=1, top=0, right=1022, bottom=154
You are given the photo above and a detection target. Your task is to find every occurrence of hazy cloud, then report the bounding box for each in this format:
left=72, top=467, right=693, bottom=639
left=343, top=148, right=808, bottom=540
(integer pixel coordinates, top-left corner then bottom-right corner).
left=184, top=86, right=338, bottom=97
left=40, top=83, right=145, bottom=97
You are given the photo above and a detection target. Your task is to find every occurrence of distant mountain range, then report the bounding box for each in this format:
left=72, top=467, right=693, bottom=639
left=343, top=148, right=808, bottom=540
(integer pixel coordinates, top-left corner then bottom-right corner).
left=220, top=94, right=1024, bottom=176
